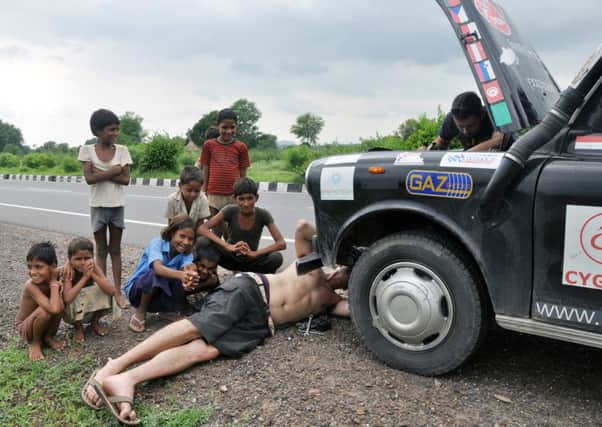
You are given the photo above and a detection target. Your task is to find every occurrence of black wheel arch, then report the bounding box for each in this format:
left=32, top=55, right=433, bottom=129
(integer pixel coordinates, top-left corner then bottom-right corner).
left=333, top=203, right=493, bottom=311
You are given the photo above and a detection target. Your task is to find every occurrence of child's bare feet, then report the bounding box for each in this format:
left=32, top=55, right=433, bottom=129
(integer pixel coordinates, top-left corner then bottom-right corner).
left=114, top=293, right=130, bottom=309
left=29, top=342, right=45, bottom=361
left=92, top=320, right=109, bottom=336
left=44, top=334, right=65, bottom=350
left=74, top=324, right=85, bottom=343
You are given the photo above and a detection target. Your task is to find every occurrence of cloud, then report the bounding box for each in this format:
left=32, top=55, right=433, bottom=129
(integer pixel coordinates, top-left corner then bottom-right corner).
left=0, top=0, right=599, bottom=147
left=0, top=44, right=28, bottom=58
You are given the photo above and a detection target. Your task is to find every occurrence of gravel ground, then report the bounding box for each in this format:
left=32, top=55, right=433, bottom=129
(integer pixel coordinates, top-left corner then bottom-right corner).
left=1, top=222, right=601, bottom=426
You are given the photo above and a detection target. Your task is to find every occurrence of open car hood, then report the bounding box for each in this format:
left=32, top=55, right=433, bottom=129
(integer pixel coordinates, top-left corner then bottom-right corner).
left=436, top=0, right=560, bottom=132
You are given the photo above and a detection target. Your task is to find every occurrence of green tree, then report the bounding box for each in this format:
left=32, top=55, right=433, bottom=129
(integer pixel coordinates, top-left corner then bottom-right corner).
left=0, top=119, right=24, bottom=152
left=291, top=113, right=325, bottom=145
left=2, top=143, right=25, bottom=154
left=187, top=99, right=276, bottom=149
left=400, top=109, right=445, bottom=150
left=231, top=99, right=261, bottom=147
left=187, top=110, right=219, bottom=147
left=117, top=111, right=145, bottom=145
left=397, top=118, right=419, bottom=140
left=254, top=132, right=278, bottom=150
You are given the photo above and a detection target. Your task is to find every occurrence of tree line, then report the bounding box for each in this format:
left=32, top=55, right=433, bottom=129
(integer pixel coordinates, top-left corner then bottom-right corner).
left=0, top=99, right=445, bottom=181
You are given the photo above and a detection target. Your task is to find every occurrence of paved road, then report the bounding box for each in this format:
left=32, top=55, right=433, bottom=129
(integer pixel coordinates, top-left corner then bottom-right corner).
left=0, top=179, right=315, bottom=266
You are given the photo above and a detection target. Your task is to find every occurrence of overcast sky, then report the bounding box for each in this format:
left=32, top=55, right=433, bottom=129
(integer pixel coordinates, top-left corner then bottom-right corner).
left=0, top=0, right=600, bottom=148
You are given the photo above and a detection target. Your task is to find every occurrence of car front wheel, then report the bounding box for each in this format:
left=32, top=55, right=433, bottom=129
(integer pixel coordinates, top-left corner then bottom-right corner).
left=348, top=231, right=488, bottom=376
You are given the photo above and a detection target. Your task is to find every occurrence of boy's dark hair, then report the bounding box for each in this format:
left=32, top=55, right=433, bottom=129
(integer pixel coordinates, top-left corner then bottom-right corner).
left=451, top=92, right=483, bottom=119
left=205, top=126, right=220, bottom=139
left=68, top=237, right=94, bottom=258
left=233, top=177, right=259, bottom=197
left=217, top=108, right=238, bottom=124
left=26, top=242, right=57, bottom=266
left=161, top=215, right=195, bottom=241
left=179, top=166, right=203, bottom=186
left=194, top=237, right=221, bottom=263
left=90, top=109, right=120, bottom=136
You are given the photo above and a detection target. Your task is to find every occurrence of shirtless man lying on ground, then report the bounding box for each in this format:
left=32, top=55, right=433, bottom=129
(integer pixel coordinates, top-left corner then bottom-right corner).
left=82, top=219, right=349, bottom=425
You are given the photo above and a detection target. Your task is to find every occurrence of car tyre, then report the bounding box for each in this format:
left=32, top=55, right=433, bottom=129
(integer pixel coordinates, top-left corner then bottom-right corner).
left=349, top=231, right=488, bottom=376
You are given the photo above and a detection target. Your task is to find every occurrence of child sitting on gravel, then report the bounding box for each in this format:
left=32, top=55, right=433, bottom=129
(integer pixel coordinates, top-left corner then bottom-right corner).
left=123, top=216, right=219, bottom=333
left=60, top=237, right=115, bottom=343
left=198, top=177, right=286, bottom=274
left=15, top=242, right=65, bottom=361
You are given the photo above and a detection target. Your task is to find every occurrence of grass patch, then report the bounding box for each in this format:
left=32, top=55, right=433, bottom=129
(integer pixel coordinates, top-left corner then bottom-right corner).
left=248, top=160, right=301, bottom=183
left=0, top=340, right=212, bottom=426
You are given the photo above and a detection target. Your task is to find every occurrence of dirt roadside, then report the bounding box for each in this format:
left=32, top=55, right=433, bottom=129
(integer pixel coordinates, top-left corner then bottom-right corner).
left=1, top=222, right=600, bottom=426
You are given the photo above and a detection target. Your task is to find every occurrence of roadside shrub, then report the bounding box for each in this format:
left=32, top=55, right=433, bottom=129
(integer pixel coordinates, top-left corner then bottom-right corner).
left=139, top=134, right=181, bottom=172
left=61, top=157, right=80, bottom=173
left=23, top=153, right=57, bottom=169
left=285, top=145, right=320, bottom=178
left=0, top=152, right=20, bottom=168
left=178, top=151, right=198, bottom=168
left=127, top=143, right=146, bottom=171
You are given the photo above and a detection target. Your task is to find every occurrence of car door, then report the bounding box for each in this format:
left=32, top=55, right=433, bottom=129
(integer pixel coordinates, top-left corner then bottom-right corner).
left=532, top=84, right=602, bottom=333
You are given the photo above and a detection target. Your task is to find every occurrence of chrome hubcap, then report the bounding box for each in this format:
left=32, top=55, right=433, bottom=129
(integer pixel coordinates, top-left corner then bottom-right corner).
left=369, top=262, right=453, bottom=351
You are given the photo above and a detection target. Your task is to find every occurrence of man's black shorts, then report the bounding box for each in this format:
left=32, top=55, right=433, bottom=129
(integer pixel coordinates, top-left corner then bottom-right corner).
left=188, top=274, right=270, bottom=358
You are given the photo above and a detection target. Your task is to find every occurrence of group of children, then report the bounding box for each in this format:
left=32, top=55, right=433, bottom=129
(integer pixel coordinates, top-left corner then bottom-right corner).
left=16, top=107, right=289, bottom=360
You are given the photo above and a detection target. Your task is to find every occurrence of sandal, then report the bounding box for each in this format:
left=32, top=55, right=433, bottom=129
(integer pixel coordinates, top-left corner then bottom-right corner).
left=128, top=314, right=145, bottom=333
left=80, top=369, right=103, bottom=410
left=92, top=383, right=140, bottom=425
left=157, top=312, right=183, bottom=322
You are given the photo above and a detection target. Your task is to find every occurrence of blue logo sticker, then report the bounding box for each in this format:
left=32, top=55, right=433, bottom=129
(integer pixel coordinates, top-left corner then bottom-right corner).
left=405, top=170, right=473, bottom=199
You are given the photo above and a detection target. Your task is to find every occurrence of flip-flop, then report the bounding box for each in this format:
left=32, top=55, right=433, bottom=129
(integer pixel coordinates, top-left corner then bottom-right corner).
left=128, top=314, right=145, bottom=333
left=91, top=382, right=140, bottom=425
left=80, top=369, right=103, bottom=410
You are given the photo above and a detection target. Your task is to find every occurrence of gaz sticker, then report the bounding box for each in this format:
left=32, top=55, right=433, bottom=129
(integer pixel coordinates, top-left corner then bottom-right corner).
left=405, top=170, right=473, bottom=199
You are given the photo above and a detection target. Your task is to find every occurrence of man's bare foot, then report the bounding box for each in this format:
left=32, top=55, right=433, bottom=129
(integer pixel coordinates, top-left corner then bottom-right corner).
left=44, top=335, right=65, bottom=350
left=114, top=293, right=131, bottom=309
left=29, top=342, right=45, bottom=361
left=102, top=373, right=139, bottom=424
left=83, top=359, right=121, bottom=408
left=74, top=324, right=85, bottom=343
left=92, top=320, right=109, bottom=336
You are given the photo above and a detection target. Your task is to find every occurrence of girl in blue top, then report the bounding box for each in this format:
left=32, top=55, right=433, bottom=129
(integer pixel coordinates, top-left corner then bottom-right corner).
left=124, top=215, right=200, bottom=333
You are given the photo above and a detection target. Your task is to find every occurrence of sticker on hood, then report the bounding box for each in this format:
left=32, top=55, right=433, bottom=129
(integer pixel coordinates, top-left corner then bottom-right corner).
left=394, top=152, right=424, bottom=165
left=406, top=170, right=473, bottom=199
left=320, top=167, right=355, bottom=200
left=474, top=0, right=512, bottom=36
left=440, top=152, right=503, bottom=169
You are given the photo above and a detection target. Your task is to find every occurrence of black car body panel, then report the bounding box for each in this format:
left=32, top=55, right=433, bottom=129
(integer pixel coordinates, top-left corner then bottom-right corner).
left=436, top=0, right=560, bottom=131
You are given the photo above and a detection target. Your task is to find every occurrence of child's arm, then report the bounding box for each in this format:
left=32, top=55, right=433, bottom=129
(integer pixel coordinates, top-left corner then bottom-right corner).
left=201, top=167, right=209, bottom=193
left=109, top=164, right=131, bottom=185
left=82, top=161, right=122, bottom=185
left=27, top=282, right=64, bottom=315
left=239, top=167, right=247, bottom=178
left=152, top=260, right=188, bottom=282
left=244, top=222, right=287, bottom=259
left=90, top=265, right=115, bottom=296
left=197, top=211, right=240, bottom=252
left=62, top=263, right=92, bottom=304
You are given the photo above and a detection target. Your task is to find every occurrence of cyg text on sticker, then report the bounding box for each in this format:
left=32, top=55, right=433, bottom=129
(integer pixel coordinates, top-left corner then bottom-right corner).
left=405, top=170, right=473, bottom=200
